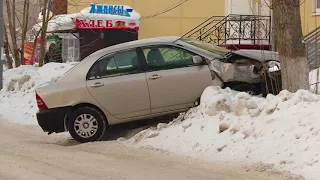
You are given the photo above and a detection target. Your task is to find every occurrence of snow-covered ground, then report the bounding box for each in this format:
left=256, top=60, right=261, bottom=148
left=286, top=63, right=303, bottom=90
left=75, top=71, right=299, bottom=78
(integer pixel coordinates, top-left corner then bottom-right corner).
left=0, top=63, right=77, bottom=124
left=128, top=87, right=320, bottom=180
left=1, top=63, right=320, bottom=180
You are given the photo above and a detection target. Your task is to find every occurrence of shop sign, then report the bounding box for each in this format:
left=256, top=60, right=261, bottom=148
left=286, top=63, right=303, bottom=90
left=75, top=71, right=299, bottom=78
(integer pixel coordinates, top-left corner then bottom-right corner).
left=89, top=3, right=133, bottom=17
left=23, top=42, right=36, bottom=65
left=75, top=18, right=138, bottom=30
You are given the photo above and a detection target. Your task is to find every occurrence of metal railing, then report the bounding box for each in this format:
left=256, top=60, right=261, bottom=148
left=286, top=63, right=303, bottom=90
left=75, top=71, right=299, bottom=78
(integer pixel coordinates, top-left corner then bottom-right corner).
left=183, top=14, right=320, bottom=94
left=182, top=14, right=271, bottom=46
left=304, top=26, right=320, bottom=71
left=182, top=15, right=225, bottom=39
left=303, top=26, right=320, bottom=94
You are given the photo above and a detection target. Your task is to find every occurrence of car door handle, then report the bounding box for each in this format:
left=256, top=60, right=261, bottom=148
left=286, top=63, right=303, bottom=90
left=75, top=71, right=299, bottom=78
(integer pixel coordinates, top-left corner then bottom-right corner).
left=149, top=74, right=162, bottom=80
left=90, top=82, right=104, bottom=88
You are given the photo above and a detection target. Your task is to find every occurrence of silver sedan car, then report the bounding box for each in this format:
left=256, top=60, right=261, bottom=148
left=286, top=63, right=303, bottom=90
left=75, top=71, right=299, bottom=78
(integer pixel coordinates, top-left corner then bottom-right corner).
left=35, top=36, right=281, bottom=143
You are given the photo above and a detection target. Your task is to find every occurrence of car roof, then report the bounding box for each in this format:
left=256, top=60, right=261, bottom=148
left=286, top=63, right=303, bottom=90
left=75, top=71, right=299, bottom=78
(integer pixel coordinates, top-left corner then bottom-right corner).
left=85, top=36, right=181, bottom=61
left=58, top=36, right=183, bottom=83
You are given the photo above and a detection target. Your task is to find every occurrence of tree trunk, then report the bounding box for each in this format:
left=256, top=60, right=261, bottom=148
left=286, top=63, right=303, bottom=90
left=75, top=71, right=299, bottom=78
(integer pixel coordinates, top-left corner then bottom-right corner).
left=38, top=0, right=49, bottom=67
left=272, top=0, right=309, bottom=92
left=30, top=29, right=42, bottom=65
left=5, top=0, right=21, bottom=67
left=3, top=26, right=13, bottom=69
left=20, top=0, right=30, bottom=65
left=31, top=0, right=56, bottom=66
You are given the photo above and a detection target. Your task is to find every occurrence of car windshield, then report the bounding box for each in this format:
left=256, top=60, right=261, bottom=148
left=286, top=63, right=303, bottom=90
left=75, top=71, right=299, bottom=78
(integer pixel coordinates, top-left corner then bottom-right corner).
left=180, top=38, right=230, bottom=56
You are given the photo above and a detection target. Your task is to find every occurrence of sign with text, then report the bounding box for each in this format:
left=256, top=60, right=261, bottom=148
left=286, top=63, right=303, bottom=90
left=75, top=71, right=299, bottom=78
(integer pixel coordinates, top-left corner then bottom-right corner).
left=23, top=42, right=36, bottom=65
left=89, top=4, right=133, bottom=17
left=74, top=18, right=138, bottom=30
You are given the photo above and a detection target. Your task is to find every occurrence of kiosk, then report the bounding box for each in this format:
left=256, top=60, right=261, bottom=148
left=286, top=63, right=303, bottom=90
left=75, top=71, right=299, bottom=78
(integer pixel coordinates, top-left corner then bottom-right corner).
left=31, top=4, right=141, bottom=62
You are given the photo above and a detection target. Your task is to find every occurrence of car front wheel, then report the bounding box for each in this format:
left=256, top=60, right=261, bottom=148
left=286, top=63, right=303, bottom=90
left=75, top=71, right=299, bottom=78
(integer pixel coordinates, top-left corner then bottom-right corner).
left=68, top=106, right=107, bottom=143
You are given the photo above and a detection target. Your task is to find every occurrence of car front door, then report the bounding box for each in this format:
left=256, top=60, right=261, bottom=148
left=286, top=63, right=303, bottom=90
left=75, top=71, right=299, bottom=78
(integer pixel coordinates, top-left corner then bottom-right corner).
left=141, top=45, right=213, bottom=114
left=86, top=49, right=151, bottom=120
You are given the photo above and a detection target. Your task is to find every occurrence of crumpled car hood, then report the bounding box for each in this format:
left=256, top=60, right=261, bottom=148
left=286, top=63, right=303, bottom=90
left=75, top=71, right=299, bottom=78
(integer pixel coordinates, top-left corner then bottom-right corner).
left=233, top=49, right=280, bottom=63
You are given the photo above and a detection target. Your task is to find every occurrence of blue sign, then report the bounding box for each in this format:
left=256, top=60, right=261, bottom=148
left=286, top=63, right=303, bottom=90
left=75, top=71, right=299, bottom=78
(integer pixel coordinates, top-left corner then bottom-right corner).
left=89, top=3, right=133, bottom=17
left=41, top=0, right=53, bottom=15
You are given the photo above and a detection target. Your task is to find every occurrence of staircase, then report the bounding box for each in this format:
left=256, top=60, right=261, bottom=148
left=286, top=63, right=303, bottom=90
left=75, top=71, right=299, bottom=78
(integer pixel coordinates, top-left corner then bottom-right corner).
left=182, top=15, right=226, bottom=44
left=182, top=14, right=272, bottom=50
left=304, top=26, right=320, bottom=70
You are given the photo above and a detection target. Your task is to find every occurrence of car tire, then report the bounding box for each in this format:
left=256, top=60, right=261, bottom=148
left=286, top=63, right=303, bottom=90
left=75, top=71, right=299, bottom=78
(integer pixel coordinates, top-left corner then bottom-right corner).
left=68, top=106, right=107, bottom=143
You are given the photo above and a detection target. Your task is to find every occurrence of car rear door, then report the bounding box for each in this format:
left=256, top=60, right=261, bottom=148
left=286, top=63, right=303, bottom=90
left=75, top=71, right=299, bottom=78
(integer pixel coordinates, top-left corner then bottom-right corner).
left=86, top=49, right=151, bottom=120
left=140, top=45, right=212, bottom=114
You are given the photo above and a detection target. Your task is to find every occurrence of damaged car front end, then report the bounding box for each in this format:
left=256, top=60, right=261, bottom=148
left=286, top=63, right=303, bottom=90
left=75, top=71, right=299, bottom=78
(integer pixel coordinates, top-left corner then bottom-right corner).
left=179, top=38, right=282, bottom=97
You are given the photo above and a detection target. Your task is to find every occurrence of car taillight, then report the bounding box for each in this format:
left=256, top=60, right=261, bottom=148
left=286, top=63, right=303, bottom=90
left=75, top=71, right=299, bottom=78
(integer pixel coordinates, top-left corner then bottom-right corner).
left=36, top=92, right=48, bottom=111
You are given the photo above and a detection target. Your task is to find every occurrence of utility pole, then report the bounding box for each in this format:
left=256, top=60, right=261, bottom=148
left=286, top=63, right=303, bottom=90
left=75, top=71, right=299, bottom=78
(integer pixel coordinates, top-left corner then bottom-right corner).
left=0, top=0, right=3, bottom=89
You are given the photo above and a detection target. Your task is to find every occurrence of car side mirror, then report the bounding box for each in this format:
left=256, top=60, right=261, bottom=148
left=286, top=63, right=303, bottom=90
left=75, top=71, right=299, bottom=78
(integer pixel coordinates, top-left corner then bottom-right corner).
left=192, top=55, right=203, bottom=64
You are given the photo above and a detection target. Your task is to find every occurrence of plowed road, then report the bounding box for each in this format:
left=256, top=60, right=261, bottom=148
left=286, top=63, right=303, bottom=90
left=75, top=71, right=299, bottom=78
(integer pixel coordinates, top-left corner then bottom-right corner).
left=0, top=120, right=301, bottom=180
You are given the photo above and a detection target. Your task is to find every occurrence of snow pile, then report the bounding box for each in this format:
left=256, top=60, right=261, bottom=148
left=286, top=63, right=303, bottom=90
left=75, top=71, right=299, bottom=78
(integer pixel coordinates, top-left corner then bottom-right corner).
left=2, top=61, right=320, bottom=179
left=129, top=86, right=320, bottom=180
left=0, top=63, right=77, bottom=124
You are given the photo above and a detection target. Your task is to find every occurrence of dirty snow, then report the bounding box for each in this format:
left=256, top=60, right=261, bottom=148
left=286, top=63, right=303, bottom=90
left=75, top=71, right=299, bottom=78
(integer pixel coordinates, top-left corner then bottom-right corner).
left=0, top=63, right=77, bottom=124
left=1, top=63, right=320, bottom=180
left=129, top=86, right=320, bottom=180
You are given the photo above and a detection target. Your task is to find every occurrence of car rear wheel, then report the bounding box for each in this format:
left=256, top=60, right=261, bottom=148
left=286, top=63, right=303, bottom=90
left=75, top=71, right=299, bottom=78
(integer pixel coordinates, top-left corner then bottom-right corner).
left=68, top=106, right=107, bottom=143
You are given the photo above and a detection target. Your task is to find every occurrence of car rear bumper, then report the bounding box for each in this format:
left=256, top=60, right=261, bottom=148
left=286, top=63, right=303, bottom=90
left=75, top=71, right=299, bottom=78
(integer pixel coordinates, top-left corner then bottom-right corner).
left=36, top=106, right=72, bottom=133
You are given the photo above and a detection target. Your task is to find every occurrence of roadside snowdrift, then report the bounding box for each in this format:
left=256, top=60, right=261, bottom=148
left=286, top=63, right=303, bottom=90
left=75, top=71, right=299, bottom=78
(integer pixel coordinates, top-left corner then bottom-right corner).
left=1, top=63, right=320, bottom=179
left=129, top=86, right=320, bottom=180
left=0, top=63, right=77, bottom=124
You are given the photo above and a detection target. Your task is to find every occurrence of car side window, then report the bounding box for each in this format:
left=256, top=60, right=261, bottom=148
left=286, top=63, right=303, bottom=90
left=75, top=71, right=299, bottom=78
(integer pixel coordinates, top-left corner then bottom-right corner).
left=142, top=46, right=196, bottom=71
left=87, top=50, right=140, bottom=80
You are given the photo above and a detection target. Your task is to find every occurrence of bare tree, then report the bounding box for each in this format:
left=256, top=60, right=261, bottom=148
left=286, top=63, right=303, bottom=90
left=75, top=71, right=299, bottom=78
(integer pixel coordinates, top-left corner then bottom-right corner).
left=3, top=27, right=13, bottom=69
left=3, top=0, right=39, bottom=68
left=20, top=0, right=30, bottom=65
left=4, top=0, right=89, bottom=68
left=29, top=0, right=72, bottom=67
left=5, top=0, right=20, bottom=67
left=37, top=0, right=51, bottom=67
left=272, top=0, right=309, bottom=92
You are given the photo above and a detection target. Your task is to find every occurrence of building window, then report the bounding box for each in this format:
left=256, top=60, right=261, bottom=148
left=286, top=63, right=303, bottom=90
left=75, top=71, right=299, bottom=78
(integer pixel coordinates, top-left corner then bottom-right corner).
left=62, top=38, right=80, bottom=62
left=313, top=0, right=320, bottom=13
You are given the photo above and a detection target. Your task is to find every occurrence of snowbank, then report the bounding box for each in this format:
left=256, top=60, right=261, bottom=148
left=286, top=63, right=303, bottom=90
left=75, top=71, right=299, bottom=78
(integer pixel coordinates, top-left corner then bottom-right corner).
left=2, top=62, right=320, bottom=179
left=0, top=63, right=77, bottom=124
left=129, top=86, right=320, bottom=180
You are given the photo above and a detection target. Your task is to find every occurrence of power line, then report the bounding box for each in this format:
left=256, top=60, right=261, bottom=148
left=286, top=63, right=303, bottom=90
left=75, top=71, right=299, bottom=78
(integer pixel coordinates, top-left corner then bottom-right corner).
left=68, top=0, right=189, bottom=20
left=143, top=0, right=188, bottom=19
